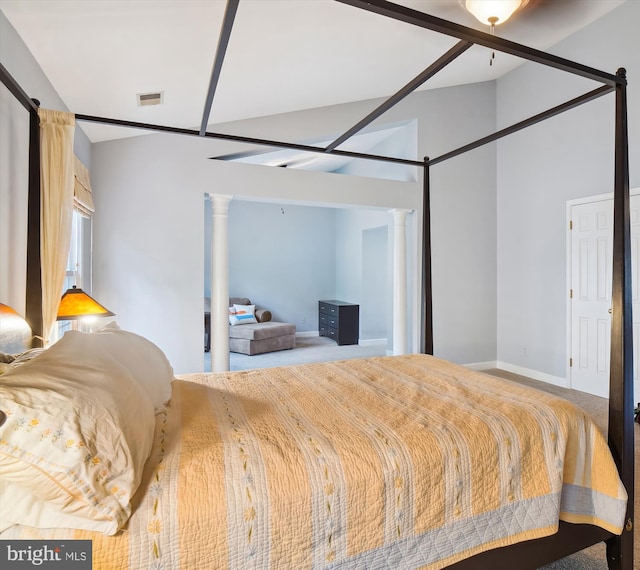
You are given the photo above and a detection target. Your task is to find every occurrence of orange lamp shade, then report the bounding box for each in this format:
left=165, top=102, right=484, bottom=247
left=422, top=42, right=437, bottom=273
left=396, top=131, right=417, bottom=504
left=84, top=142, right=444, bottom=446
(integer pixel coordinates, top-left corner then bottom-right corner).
left=56, top=286, right=114, bottom=320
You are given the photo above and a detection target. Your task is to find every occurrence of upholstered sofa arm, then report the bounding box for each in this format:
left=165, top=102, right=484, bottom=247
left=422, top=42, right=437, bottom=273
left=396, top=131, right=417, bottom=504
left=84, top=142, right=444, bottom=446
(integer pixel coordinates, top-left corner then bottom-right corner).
left=255, top=309, right=272, bottom=323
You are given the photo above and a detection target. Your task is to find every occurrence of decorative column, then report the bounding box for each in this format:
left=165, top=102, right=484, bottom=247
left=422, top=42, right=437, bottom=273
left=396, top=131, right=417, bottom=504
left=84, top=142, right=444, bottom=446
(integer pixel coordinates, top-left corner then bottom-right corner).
left=209, top=194, right=233, bottom=372
left=391, top=209, right=411, bottom=355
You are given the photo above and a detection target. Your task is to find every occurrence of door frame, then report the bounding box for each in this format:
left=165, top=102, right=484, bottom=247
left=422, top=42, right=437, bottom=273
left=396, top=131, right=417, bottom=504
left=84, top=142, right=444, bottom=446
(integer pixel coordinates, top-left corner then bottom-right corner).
left=565, top=188, right=640, bottom=391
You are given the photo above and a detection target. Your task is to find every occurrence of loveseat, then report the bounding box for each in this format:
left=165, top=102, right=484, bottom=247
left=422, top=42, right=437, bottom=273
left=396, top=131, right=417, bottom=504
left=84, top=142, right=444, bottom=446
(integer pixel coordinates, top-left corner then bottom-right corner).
left=204, top=297, right=296, bottom=356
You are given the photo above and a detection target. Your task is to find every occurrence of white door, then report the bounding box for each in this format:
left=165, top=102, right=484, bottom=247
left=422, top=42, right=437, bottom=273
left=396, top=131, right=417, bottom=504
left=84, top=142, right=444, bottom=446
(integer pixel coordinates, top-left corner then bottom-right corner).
left=569, top=193, right=640, bottom=399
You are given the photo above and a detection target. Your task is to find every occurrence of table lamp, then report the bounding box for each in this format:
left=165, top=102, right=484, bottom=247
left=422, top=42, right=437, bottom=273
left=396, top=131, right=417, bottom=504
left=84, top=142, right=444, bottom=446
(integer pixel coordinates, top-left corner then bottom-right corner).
left=57, top=286, right=114, bottom=328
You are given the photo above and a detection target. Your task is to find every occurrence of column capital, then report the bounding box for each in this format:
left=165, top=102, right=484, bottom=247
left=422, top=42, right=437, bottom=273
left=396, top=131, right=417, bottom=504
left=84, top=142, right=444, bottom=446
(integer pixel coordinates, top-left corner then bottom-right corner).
left=389, top=208, right=413, bottom=224
left=208, top=194, right=234, bottom=213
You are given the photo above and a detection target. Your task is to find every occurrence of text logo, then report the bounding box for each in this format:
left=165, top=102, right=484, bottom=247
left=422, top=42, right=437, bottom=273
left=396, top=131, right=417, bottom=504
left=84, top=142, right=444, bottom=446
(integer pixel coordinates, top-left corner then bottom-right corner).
left=1, top=540, right=92, bottom=569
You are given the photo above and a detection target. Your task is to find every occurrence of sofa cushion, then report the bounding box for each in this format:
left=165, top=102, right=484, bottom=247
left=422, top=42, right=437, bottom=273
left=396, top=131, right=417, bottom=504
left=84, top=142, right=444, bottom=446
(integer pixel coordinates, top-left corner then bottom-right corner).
left=228, top=322, right=296, bottom=341
left=229, top=304, right=258, bottom=326
left=229, top=334, right=295, bottom=356
left=227, top=298, right=271, bottom=323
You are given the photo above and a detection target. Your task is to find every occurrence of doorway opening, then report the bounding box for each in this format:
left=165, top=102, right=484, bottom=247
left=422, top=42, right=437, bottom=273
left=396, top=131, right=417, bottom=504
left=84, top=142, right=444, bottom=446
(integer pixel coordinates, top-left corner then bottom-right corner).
left=204, top=198, right=394, bottom=372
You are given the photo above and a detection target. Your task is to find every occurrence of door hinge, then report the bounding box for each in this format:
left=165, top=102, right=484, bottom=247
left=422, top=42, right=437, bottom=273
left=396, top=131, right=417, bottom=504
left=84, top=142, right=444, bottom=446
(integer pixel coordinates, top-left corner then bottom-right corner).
left=570, top=289, right=573, bottom=298
left=569, top=220, right=573, bottom=230
left=570, top=358, right=573, bottom=367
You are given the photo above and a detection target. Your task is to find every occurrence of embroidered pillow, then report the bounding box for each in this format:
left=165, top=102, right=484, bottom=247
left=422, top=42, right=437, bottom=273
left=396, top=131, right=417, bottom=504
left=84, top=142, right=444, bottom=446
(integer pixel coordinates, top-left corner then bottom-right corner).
left=0, top=330, right=157, bottom=535
left=229, top=304, right=258, bottom=325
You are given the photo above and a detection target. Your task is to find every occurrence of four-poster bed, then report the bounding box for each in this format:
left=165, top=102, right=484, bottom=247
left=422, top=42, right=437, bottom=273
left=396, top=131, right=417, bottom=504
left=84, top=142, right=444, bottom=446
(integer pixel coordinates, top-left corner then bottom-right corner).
left=0, top=0, right=633, bottom=568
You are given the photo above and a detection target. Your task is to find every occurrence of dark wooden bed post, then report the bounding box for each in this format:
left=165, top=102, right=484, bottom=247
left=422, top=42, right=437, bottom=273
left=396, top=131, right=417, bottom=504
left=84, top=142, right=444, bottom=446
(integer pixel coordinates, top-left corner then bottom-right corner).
left=0, top=63, right=44, bottom=345
left=421, top=157, right=434, bottom=355
left=26, top=98, right=44, bottom=347
left=606, top=67, right=634, bottom=570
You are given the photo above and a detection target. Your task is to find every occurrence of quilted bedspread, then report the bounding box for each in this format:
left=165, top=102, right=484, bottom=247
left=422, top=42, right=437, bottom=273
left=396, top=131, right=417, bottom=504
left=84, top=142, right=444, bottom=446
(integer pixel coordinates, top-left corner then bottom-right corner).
left=2, top=354, right=627, bottom=569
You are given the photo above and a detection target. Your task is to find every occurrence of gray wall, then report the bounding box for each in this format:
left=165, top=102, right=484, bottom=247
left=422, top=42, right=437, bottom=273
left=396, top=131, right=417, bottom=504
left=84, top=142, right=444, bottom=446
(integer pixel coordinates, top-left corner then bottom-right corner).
left=334, top=207, right=393, bottom=345
left=335, top=120, right=418, bottom=182
left=204, top=131, right=409, bottom=344
left=0, top=84, right=29, bottom=313
left=90, top=133, right=426, bottom=373
left=205, top=199, right=391, bottom=340
left=361, top=225, right=389, bottom=341
left=0, top=11, right=91, bottom=167
left=496, top=0, right=640, bottom=379
left=91, top=79, right=497, bottom=373
left=3, top=3, right=634, bottom=380
left=1, top=6, right=498, bottom=374
left=214, top=199, right=337, bottom=331
left=0, top=10, right=92, bottom=314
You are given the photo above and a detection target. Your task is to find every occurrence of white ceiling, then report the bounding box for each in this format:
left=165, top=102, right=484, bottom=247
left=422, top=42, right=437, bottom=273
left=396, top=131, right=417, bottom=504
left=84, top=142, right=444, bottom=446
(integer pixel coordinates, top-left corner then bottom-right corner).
left=0, top=0, right=626, bottom=146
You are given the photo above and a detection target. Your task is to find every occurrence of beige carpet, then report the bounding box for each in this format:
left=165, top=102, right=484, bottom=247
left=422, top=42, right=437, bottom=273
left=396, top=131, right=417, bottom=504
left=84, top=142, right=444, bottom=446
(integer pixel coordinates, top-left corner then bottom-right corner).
left=205, top=335, right=388, bottom=371
left=485, top=368, right=638, bottom=570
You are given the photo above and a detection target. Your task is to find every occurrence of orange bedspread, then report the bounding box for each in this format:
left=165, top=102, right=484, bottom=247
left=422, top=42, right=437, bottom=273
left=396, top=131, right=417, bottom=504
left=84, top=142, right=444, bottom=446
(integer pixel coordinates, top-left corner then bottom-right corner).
left=1, top=355, right=627, bottom=569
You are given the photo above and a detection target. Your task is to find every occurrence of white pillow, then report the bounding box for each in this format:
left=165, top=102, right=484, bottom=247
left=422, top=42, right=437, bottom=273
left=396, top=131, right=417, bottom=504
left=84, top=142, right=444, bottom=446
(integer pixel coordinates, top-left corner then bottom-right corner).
left=91, top=325, right=174, bottom=411
left=229, top=304, right=258, bottom=326
left=0, top=330, right=157, bottom=535
left=7, top=348, right=46, bottom=368
left=97, top=320, right=122, bottom=332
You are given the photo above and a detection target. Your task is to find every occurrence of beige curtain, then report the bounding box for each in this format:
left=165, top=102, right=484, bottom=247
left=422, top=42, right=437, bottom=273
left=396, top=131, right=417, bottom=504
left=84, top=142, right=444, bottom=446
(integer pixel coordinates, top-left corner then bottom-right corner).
left=39, top=108, right=76, bottom=344
left=74, top=155, right=95, bottom=216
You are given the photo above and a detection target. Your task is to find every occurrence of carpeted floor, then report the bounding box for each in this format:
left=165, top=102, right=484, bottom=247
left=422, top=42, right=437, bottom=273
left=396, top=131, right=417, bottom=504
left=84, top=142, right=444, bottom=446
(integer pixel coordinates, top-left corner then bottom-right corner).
left=204, top=334, right=388, bottom=371
left=204, top=339, right=636, bottom=569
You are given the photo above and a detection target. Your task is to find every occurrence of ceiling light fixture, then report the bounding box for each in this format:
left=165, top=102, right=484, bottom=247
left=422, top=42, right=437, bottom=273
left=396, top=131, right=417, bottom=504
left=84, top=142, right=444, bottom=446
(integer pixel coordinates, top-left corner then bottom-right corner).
left=461, top=0, right=529, bottom=65
left=462, top=0, right=528, bottom=29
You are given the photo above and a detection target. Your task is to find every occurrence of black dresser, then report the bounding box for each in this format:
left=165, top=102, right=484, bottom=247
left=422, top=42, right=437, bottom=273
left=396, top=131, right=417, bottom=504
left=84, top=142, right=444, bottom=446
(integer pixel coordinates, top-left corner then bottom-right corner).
left=318, top=300, right=359, bottom=346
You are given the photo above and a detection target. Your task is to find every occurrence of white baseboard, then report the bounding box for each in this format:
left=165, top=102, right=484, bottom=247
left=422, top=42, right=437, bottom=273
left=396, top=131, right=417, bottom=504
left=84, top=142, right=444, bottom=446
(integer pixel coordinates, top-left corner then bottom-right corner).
left=296, top=332, right=387, bottom=347
left=296, top=331, right=319, bottom=338
left=462, top=360, right=569, bottom=389
left=463, top=360, right=498, bottom=371
left=359, top=338, right=387, bottom=347
left=495, top=361, right=569, bottom=388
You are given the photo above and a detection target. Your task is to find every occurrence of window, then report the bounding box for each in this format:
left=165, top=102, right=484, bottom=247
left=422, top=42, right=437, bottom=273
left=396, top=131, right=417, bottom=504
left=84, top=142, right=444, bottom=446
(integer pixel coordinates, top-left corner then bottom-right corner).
left=57, top=210, right=92, bottom=337
left=55, top=156, right=95, bottom=339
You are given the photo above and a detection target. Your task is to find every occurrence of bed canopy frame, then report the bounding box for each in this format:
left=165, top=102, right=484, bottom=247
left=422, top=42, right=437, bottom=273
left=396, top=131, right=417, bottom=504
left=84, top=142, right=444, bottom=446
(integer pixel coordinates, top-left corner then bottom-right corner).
left=0, top=0, right=633, bottom=568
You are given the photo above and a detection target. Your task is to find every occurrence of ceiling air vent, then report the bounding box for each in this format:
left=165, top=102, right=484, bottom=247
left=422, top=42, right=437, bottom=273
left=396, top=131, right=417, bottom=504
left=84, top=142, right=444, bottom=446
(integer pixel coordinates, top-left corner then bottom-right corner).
left=137, top=91, right=164, bottom=107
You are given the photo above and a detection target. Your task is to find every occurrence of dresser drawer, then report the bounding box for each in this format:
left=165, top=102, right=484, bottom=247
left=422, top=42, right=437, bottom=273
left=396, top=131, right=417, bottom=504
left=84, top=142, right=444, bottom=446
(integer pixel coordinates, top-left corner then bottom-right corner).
left=318, top=300, right=359, bottom=346
left=326, top=327, right=339, bottom=342
left=319, top=313, right=338, bottom=328
left=319, top=302, right=338, bottom=317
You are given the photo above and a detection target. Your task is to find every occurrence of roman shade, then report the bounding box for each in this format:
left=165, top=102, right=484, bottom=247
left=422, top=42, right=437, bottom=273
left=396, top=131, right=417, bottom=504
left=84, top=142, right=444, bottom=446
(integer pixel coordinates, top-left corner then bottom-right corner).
left=74, top=155, right=95, bottom=216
